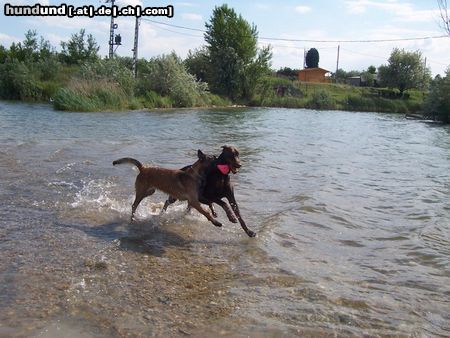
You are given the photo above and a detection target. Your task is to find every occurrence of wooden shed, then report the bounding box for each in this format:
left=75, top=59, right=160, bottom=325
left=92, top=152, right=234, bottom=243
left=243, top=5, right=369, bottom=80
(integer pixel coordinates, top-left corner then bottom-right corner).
left=298, top=67, right=331, bottom=83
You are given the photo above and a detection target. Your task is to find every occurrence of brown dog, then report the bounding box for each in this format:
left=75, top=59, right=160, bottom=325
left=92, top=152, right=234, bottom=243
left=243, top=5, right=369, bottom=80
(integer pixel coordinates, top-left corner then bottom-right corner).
left=163, top=145, right=256, bottom=237
left=113, top=150, right=222, bottom=227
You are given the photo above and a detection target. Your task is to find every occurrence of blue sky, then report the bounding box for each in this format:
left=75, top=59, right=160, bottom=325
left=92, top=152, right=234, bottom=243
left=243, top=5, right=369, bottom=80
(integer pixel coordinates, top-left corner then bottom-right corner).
left=1, top=0, right=449, bottom=75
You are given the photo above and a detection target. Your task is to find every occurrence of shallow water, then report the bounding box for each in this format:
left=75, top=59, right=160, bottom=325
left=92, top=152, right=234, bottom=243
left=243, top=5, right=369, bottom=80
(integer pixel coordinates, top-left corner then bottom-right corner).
left=0, top=101, right=449, bottom=337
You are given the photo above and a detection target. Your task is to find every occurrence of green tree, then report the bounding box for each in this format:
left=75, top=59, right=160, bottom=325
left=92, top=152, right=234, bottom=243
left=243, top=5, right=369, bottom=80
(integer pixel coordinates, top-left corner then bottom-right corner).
left=424, top=69, right=450, bottom=123
left=0, top=59, right=42, bottom=100
left=184, top=47, right=211, bottom=83
left=361, top=66, right=377, bottom=87
left=367, top=65, right=377, bottom=74
left=204, top=4, right=272, bottom=100
left=276, top=67, right=300, bottom=80
left=305, top=48, right=319, bottom=68
left=0, top=45, right=7, bottom=63
left=378, top=48, right=431, bottom=95
left=6, top=30, right=39, bottom=62
left=60, top=29, right=99, bottom=65
left=139, top=53, right=209, bottom=107
left=334, top=68, right=360, bottom=82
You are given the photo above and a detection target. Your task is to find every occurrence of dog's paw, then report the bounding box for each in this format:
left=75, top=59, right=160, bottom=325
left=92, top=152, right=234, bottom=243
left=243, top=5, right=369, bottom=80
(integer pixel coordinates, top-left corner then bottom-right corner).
left=212, top=211, right=218, bottom=218
left=247, top=230, right=256, bottom=238
left=212, top=220, right=223, bottom=227
left=228, top=216, right=238, bottom=224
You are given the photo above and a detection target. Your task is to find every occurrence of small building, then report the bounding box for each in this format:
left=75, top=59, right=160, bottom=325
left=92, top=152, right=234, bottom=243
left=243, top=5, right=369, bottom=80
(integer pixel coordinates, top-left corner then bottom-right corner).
left=298, top=67, right=331, bottom=83
left=347, top=76, right=362, bottom=86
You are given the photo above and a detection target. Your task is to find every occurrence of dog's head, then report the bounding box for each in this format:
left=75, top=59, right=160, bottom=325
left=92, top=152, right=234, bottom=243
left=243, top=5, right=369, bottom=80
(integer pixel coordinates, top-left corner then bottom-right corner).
left=219, top=145, right=241, bottom=174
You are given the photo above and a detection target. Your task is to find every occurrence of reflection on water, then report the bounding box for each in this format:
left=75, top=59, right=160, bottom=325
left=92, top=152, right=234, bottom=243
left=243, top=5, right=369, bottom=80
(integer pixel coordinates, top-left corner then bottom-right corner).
left=0, top=102, right=449, bottom=337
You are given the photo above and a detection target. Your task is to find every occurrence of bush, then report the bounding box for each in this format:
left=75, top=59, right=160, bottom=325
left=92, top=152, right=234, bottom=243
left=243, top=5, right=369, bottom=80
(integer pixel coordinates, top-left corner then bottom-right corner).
left=346, top=95, right=376, bottom=111
left=307, top=89, right=336, bottom=109
left=424, top=70, right=450, bottom=123
left=139, top=53, right=209, bottom=107
left=205, top=93, right=231, bottom=107
left=141, top=90, right=173, bottom=109
left=128, top=98, right=143, bottom=110
left=37, top=58, right=61, bottom=81
left=255, top=76, right=303, bottom=99
left=41, top=81, right=60, bottom=99
left=78, top=59, right=135, bottom=96
left=0, top=60, right=42, bottom=100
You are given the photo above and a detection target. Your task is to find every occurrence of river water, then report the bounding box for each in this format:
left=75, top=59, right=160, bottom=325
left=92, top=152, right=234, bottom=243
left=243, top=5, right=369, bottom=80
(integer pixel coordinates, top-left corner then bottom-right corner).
left=0, top=101, right=449, bottom=337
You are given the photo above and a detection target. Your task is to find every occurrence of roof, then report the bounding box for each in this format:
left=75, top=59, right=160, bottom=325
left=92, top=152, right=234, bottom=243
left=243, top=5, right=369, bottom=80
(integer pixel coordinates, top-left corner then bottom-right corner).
left=299, top=67, right=331, bottom=73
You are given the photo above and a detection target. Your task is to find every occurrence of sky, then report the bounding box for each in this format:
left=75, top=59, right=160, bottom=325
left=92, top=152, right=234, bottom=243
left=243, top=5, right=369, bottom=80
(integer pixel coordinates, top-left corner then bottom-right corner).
left=1, top=0, right=449, bottom=76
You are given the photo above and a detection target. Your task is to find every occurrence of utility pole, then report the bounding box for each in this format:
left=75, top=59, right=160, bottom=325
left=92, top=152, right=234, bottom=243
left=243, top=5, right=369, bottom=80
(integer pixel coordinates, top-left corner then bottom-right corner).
left=107, top=0, right=115, bottom=59
left=335, top=45, right=340, bottom=82
left=132, top=17, right=140, bottom=78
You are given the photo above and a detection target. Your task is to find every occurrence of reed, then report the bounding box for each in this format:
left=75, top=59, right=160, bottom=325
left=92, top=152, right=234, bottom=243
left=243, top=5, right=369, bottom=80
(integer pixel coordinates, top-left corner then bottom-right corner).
left=53, top=79, right=128, bottom=111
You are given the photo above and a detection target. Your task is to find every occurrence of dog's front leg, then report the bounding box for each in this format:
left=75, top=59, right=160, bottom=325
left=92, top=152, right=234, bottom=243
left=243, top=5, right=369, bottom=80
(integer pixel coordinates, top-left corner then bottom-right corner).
left=226, top=194, right=256, bottom=237
left=214, top=199, right=238, bottom=223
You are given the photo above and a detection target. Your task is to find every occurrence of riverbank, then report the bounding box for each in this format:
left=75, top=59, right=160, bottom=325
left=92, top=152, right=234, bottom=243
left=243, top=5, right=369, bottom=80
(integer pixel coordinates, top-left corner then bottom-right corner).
left=6, top=79, right=425, bottom=115
left=50, top=75, right=425, bottom=114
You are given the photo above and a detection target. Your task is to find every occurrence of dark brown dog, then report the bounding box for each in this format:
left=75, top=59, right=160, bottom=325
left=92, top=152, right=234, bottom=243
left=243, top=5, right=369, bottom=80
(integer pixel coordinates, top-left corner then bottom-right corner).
left=113, top=150, right=223, bottom=227
left=163, top=145, right=256, bottom=237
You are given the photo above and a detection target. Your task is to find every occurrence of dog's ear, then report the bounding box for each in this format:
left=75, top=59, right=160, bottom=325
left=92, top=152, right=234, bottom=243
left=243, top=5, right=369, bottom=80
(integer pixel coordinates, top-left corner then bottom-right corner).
left=197, top=149, right=206, bottom=160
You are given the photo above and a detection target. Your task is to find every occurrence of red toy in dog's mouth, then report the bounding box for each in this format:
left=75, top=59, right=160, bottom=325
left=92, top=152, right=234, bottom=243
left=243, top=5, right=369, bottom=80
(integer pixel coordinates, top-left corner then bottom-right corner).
left=217, top=164, right=231, bottom=175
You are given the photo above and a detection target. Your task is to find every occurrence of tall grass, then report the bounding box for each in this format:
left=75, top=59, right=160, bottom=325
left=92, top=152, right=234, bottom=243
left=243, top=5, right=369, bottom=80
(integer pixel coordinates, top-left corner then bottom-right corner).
left=53, top=79, right=128, bottom=111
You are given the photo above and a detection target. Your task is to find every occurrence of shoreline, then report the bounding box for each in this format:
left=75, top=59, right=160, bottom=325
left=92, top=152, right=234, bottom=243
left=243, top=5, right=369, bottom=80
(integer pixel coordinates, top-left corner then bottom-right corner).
left=1, top=98, right=425, bottom=116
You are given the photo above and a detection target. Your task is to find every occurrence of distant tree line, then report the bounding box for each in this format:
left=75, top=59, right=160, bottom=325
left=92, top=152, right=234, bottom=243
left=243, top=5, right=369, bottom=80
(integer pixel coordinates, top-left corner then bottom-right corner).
left=0, top=4, right=448, bottom=122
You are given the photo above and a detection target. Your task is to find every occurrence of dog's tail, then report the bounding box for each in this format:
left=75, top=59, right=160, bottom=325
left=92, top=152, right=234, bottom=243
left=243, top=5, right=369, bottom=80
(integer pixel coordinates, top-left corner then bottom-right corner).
left=113, top=157, right=143, bottom=171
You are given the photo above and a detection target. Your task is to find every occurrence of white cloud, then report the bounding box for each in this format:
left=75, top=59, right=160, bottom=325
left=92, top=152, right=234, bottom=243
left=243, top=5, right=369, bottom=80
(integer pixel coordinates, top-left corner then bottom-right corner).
left=0, top=0, right=49, bottom=5
left=175, top=2, right=198, bottom=7
left=181, top=13, right=202, bottom=21
left=255, top=3, right=271, bottom=11
left=27, top=15, right=109, bottom=35
left=345, top=0, right=410, bottom=15
left=295, top=5, right=311, bottom=14
left=0, top=32, right=20, bottom=46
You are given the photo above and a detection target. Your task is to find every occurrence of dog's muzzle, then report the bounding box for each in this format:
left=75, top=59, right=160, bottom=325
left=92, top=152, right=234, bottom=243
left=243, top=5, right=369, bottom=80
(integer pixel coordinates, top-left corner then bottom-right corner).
left=231, top=163, right=241, bottom=174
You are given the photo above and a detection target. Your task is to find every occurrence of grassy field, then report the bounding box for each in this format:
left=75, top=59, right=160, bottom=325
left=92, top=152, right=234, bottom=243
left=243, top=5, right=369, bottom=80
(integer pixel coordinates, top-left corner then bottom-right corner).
left=250, top=77, right=424, bottom=114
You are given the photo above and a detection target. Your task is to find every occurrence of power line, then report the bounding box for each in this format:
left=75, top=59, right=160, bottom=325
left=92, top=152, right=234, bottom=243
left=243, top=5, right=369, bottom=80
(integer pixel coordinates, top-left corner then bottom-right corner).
left=142, top=18, right=205, bottom=33
left=142, top=19, right=204, bottom=38
left=340, top=47, right=387, bottom=60
left=143, top=19, right=449, bottom=43
left=259, top=35, right=449, bottom=43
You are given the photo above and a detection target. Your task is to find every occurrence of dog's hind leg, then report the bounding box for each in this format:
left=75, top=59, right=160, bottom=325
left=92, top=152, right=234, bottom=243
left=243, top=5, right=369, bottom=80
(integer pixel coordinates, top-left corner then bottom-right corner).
left=131, top=195, right=144, bottom=222
left=161, top=196, right=177, bottom=213
left=131, top=186, right=155, bottom=221
left=189, top=200, right=223, bottom=228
